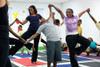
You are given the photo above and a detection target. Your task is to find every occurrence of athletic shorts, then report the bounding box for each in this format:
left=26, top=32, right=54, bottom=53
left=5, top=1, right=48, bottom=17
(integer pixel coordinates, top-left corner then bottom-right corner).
left=90, top=47, right=98, bottom=52
left=46, top=41, right=61, bottom=62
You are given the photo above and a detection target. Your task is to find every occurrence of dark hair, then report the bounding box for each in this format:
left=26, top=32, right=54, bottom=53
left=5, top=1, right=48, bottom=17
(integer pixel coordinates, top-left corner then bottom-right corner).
left=88, top=37, right=93, bottom=41
left=55, top=19, right=60, bottom=24
left=67, top=8, right=74, bottom=17
left=78, top=19, right=82, bottom=22
left=29, top=5, right=37, bottom=15
left=67, top=8, right=73, bottom=13
left=18, top=25, right=22, bottom=27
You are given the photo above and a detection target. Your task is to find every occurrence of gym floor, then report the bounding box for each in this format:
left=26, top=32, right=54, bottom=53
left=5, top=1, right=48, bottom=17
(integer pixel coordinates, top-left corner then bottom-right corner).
left=10, top=50, right=100, bottom=67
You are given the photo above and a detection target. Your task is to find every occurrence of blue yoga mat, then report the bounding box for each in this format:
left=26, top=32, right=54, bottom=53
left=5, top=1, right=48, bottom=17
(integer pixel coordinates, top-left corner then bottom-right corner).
left=9, top=56, right=16, bottom=59
left=14, top=53, right=32, bottom=58
left=62, top=55, right=92, bottom=61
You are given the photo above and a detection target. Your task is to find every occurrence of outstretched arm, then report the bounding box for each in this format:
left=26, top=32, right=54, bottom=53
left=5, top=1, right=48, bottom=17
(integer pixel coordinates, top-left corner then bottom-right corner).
left=78, top=8, right=90, bottom=18
left=87, top=12, right=97, bottom=23
left=96, top=43, right=100, bottom=46
left=49, top=4, right=65, bottom=19
left=61, top=21, right=64, bottom=26
left=40, top=17, right=46, bottom=25
left=9, top=27, right=26, bottom=43
left=28, top=33, right=39, bottom=42
left=40, top=4, right=55, bottom=24
left=9, top=20, right=16, bottom=26
left=48, top=4, right=56, bottom=24
left=16, top=18, right=28, bottom=25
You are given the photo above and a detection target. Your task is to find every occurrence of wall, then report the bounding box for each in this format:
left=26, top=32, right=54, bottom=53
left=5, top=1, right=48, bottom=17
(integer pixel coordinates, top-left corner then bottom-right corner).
left=9, top=1, right=63, bottom=45
left=9, top=0, right=100, bottom=44
left=62, top=0, right=100, bottom=43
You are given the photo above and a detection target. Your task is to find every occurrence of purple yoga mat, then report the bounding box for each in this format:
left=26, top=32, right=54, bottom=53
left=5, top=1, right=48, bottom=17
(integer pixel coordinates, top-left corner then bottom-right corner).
left=80, top=54, right=100, bottom=59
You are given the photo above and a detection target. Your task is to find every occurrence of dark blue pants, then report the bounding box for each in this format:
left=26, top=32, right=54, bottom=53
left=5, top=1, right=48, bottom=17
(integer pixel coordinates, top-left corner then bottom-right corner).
left=21, top=30, right=40, bottom=62
left=66, top=34, right=90, bottom=67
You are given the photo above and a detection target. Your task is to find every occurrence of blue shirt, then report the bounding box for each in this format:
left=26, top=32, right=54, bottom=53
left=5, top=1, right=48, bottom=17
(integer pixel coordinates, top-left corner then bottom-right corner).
left=89, top=41, right=96, bottom=48
left=26, top=14, right=42, bottom=31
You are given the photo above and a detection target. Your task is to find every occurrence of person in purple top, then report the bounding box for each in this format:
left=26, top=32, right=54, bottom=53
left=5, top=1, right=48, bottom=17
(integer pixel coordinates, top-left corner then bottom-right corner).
left=16, top=5, right=45, bottom=63
left=49, top=4, right=91, bottom=67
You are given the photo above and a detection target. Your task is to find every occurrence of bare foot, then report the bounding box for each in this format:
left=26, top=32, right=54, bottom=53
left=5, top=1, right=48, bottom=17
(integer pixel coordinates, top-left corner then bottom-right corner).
left=96, top=53, right=100, bottom=56
left=85, top=55, right=89, bottom=56
left=32, top=62, right=36, bottom=64
left=74, top=54, right=79, bottom=58
left=21, top=53, right=23, bottom=55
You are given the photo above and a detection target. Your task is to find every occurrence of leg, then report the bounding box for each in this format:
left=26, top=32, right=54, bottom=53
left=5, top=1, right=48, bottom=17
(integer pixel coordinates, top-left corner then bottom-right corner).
left=31, top=34, right=40, bottom=62
left=41, top=38, right=47, bottom=44
left=5, top=57, right=12, bottom=67
left=47, top=62, right=51, bottom=67
left=66, top=35, right=79, bottom=67
left=54, top=41, right=61, bottom=62
left=63, top=47, right=67, bottom=51
left=21, top=30, right=34, bottom=50
left=21, top=30, right=34, bottom=40
left=21, top=46, right=25, bottom=55
left=76, top=35, right=90, bottom=55
left=96, top=48, right=100, bottom=56
left=26, top=47, right=30, bottom=54
left=53, top=61, right=57, bottom=67
left=0, top=39, right=9, bottom=67
left=9, top=38, right=24, bottom=56
left=85, top=48, right=90, bottom=56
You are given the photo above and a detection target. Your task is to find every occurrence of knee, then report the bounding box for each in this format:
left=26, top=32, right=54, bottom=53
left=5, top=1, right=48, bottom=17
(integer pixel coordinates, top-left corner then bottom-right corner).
left=86, top=50, right=90, bottom=53
left=98, top=48, right=100, bottom=52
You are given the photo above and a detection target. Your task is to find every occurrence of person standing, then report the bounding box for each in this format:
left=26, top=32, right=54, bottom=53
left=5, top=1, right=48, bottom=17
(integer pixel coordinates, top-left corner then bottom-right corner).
left=0, top=0, right=12, bottom=67
left=26, top=4, right=61, bottom=67
left=9, top=26, right=32, bottom=56
left=78, top=19, right=82, bottom=35
left=15, top=5, right=45, bottom=63
left=49, top=4, right=90, bottom=67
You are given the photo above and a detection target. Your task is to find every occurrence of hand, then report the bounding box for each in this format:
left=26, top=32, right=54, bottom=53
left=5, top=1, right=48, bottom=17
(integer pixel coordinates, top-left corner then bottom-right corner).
left=87, top=8, right=90, bottom=13
left=15, top=18, right=19, bottom=21
left=22, top=39, right=27, bottom=44
left=49, top=4, right=54, bottom=7
left=48, top=4, right=51, bottom=8
left=24, top=41, right=28, bottom=44
left=52, top=12, right=55, bottom=15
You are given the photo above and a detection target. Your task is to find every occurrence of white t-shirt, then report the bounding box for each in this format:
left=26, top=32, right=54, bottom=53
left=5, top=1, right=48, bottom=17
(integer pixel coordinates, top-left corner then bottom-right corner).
left=36, top=18, right=60, bottom=41
left=54, top=25, right=62, bottom=38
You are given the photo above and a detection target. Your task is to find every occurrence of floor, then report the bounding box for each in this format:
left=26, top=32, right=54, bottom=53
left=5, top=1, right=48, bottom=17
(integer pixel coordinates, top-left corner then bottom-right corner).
left=9, top=50, right=100, bottom=67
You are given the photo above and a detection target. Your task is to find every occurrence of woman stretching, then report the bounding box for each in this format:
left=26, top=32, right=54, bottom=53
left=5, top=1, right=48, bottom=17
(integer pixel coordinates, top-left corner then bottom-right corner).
left=16, top=5, right=45, bottom=63
left=49, top=4, right=90, bottom=67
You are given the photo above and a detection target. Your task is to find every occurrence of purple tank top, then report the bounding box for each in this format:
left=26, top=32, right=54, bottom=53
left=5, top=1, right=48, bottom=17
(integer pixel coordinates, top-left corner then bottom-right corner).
left=65, top=16, right=78, bottom=33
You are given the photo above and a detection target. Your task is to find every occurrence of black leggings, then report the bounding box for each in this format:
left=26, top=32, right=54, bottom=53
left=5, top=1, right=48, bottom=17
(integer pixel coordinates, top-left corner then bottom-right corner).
left=66, top=34, right=90, bottom=67
left=0, top=38, right=12, bottom=67
left=41, top=38, right=47, bottom=45
left=21, top=30, right=40, bottom=62
left=9, top=37, right=32, bottom=56
left=9, top=37, right=24, bottom=55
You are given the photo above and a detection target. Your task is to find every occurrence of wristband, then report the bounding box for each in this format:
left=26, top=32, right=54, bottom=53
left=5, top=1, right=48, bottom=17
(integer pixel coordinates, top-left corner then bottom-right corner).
left=89, top=14, right=92, bottom=17
left=27, top=40, right=30, bottom=43
left=53, top=6, right=56, bottom=8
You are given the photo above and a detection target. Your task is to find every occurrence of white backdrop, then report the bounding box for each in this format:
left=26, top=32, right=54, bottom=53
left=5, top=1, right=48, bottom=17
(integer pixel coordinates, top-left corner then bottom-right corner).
left=62, top=0, right=100, bottom=43
left=9, top=0, right=100, bottom=46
